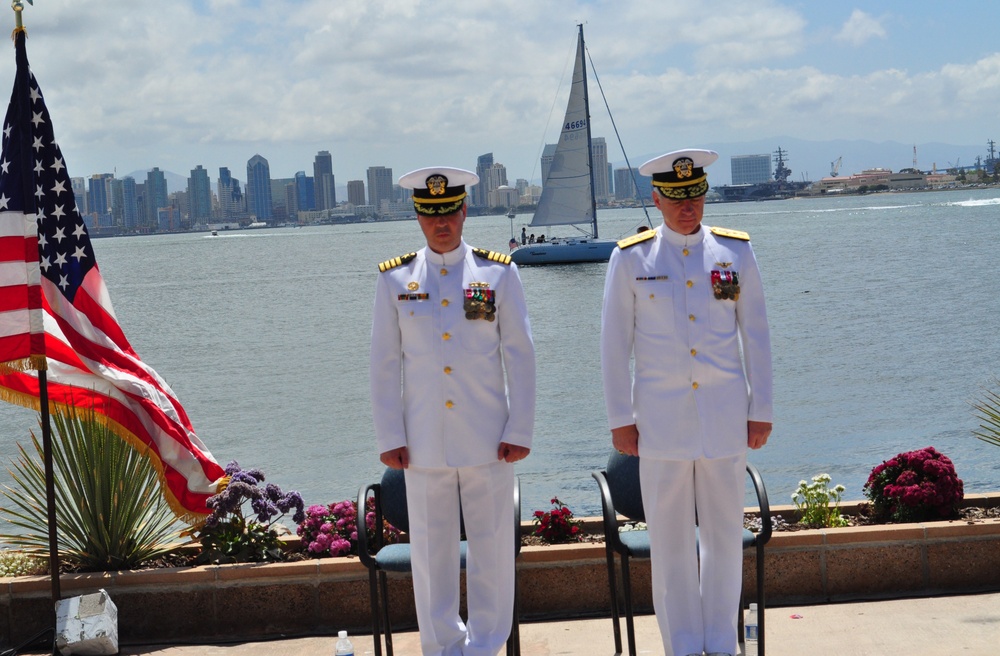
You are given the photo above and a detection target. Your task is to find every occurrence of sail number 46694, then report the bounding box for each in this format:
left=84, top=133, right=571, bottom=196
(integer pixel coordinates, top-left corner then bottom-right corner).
left=563, top=119, right=587, bottom=131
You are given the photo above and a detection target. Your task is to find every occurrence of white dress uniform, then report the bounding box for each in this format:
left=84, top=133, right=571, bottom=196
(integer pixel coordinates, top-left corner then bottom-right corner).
left=371, top=236, right=536, bottom=656
left=601, top=150, right=772, bottom=656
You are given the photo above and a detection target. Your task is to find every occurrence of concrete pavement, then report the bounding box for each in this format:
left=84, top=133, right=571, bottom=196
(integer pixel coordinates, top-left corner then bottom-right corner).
left=17, top=592, right=1000, bottom=655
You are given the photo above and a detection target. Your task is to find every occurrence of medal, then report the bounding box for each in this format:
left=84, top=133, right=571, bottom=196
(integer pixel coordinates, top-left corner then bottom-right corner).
left=711, top=270, right=740, bottom=301
left=464, top=287, right=496, bottom=320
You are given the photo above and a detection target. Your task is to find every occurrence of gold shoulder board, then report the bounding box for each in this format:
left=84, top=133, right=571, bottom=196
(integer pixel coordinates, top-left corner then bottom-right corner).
left=710, top=227, right=750, bottom=241
left=617, top=229, right=656, bottom=250
left=377, top=252, right=417, bottom=272
left=472, top=248, right=512, bottom=265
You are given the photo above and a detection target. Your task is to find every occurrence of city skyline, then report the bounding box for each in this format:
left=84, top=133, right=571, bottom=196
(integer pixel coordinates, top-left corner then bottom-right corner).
left=1, top=2, right=999, bottom=190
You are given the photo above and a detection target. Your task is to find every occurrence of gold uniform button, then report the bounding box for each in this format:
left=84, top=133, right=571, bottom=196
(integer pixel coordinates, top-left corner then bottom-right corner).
left=686, top=280, right=694, bottom=288
left=688, top=314, right=696, bottom=322
left=690, top=349, right=697, bottom=356
left=682, top=248, right=690, bottom=256
left=441, top=299, right=449, bottom=307
left=444, top=366, right=452, bottom=374
left=440, top=268, right=448, bottom=276
left=445, top=400, right=455, bottom=409
left=442, top=332, right=451, bottom=340
left=649, top=293, right=655, bottom=299
left=692, top=382, right=699, bottom=390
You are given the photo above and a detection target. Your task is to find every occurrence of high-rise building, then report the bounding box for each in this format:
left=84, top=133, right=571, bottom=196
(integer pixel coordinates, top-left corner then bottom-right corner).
left=188, top=165, right=212, bottom=222
left=87, top=173, right=114, bottom=223
left=313, top=150, right=336, bottom=210
left=731, top=154, right=772, bottom=185
left=366, top=166, right=393, bottom=212
left=591, top=137, right=609, bottom=201
left=347, top=180, right=366, bottom=207
left=480, top=162, right=508, bottom=210
left=70, top=177, right=86, bottom=215
left=614, top=168, right=635, bottom=201
left=122, top=176, right=138, bottom=229
left=246, top=154, right=273, bottom=221
left=474, top=153, right=494, bottom=207
left=144, top=168, right=169, bottom=229
left=294, top=171, right=316, bottom=213
left=540, top=144, right=557, bottom=186
left=218, top=167, right=244, bottom=219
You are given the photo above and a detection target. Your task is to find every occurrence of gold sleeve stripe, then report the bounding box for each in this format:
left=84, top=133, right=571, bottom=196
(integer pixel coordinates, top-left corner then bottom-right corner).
left=377, top=252, right=417, bottom=272
left=472, top=248, right=512, bottom=265
left=616, top=229, right=656, bottom=249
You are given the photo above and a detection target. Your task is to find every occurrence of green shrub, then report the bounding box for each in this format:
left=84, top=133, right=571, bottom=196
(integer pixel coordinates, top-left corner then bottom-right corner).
left=792, top=473, right=848, bottom=528
left=863, top=447, right=963, bottom=523
left=0, top=549, right=47, bottom=576
left=0, top=406, right=185, bottom=571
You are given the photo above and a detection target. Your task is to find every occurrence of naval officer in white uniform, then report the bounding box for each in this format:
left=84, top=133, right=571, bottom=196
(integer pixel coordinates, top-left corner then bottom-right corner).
left=370, top=167, right=536, bottom=656
left=600, top=149, right=773, bottom=656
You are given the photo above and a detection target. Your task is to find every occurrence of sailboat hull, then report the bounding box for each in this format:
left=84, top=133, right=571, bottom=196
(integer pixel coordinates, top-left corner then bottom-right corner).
left=510, top=238, right=617, bottom=265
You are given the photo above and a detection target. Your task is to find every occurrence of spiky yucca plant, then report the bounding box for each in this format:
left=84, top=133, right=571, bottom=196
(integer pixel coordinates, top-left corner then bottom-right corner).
left=972, top=385, right=1000, bottom=448
left=0, top=406, right=185, bottom=571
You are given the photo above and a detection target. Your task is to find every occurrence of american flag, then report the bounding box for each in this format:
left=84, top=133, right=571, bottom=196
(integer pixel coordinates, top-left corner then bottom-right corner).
left=0, top=31, right=225, bottom=521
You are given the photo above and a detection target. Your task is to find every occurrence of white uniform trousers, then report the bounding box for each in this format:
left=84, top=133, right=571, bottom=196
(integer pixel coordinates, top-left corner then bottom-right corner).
left=404, top=461, right=515, bottom=656
left=640, top=454, right=747, bottom=656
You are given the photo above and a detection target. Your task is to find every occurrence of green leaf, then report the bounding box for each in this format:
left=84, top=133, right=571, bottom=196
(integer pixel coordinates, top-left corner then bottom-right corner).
left=0, top=405, right=187, bottom=571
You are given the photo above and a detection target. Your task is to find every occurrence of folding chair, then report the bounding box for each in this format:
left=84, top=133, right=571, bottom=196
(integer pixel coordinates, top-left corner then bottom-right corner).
left=357, top=468, right=522, bottom=656
left=592, top=452, right=772, bottom=656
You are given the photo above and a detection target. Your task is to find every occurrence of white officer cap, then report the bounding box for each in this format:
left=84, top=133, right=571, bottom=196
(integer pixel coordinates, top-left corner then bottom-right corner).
left=398, top=167, right=479, bottom=216
left=639, top=149, right=719, bottom=199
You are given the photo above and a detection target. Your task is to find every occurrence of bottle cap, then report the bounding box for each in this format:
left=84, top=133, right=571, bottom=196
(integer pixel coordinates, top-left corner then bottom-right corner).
left=749, top=602, right=757, bottom=610
left=338, top=630, right=347, bottom=638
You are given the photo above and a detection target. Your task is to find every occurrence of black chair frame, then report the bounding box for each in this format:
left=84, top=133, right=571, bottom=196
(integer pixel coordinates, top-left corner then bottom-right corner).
left=592, top=458, right=772, bottom=656
left=358, top=471, right=522, bottom=656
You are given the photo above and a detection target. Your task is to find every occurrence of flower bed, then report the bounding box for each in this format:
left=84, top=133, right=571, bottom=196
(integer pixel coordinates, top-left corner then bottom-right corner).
left=5, top=494, right=1000, bottom=649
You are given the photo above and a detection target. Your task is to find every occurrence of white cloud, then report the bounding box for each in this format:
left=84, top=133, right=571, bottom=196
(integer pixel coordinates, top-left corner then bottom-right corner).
left=0, top=1, right=996, bottom=183
left=835, top=9, right=887, bottom=47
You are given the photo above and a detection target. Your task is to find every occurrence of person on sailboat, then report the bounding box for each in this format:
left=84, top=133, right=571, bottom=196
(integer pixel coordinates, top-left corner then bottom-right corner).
left=370, top=166, right=536, bottom=656
left=600, top=149, right=773, bottom=656
left=520, top=227, right=527, bottom=245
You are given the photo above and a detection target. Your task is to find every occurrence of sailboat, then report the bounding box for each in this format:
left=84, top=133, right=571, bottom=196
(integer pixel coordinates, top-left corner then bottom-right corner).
left=510, top=25, right=619, bottom=265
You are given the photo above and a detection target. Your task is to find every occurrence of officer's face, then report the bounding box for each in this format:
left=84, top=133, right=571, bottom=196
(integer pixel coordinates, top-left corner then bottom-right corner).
left=417, top=205, right=466, bottom=253
left=653, top=193, right=706, bottom=235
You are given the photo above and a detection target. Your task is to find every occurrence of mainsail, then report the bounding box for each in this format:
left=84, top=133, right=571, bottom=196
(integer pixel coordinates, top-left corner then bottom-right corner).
left=529, top=26, right=598, bottom=234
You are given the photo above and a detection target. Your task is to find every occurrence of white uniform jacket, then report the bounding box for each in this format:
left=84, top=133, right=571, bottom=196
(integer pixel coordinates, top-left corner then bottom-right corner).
left=370, top=240, right=536, bottom=468
left=601, top=224, right=773, bottom=460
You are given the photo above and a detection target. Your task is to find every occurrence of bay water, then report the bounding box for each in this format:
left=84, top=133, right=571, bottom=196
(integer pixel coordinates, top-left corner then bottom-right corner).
left=1, top=188, right=998, bottom=529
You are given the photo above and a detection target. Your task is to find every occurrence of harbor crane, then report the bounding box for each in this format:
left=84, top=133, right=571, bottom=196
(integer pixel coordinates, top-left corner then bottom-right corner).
left=830, top=156, right=842, bottom=177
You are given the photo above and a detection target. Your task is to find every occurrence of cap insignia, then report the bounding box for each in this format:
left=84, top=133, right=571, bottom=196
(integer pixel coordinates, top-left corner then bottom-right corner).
left=426, top=174, right=448, bottom=196
left=673, top=158, right=694, bottom=179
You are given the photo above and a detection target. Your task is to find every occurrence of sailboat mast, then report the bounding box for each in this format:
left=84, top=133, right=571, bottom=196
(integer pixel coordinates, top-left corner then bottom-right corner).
left=577, top=24, right=599, bottom=238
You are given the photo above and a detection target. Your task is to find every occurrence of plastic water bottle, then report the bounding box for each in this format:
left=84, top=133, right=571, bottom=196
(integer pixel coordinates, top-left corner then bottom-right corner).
left=744, top=602, right=759, bottom=656
left=335, top=629, right=354, bottom=656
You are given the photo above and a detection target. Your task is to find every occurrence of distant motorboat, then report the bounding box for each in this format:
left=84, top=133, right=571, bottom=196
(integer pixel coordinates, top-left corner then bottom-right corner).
left=211, top=230, right=218, bottom=236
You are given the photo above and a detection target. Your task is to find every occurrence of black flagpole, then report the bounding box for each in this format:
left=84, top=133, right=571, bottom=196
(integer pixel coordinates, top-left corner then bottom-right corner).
left=13, top=3, right=61, bottom=603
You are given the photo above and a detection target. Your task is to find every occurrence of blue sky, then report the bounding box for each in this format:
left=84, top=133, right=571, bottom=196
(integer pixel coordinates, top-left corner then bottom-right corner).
left=1, top=1, right=998, bottom=186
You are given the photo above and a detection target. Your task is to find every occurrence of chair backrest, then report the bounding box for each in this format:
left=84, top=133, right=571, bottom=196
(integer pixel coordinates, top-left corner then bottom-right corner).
left=605, top=451, right=645, bottom=522
left=378, top=467, right=471, bottom=536
left=379, top=468, right=410, bottom=533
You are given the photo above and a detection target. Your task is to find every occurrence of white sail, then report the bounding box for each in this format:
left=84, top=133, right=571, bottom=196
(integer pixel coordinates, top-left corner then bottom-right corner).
left=529, top=28, right=596, bottom=230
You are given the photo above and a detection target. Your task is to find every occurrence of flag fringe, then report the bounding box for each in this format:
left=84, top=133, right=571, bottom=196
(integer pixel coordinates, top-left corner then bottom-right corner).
left=0, top=386, right=209, bottom=527
left=0, top=355, right=48, bottom=375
